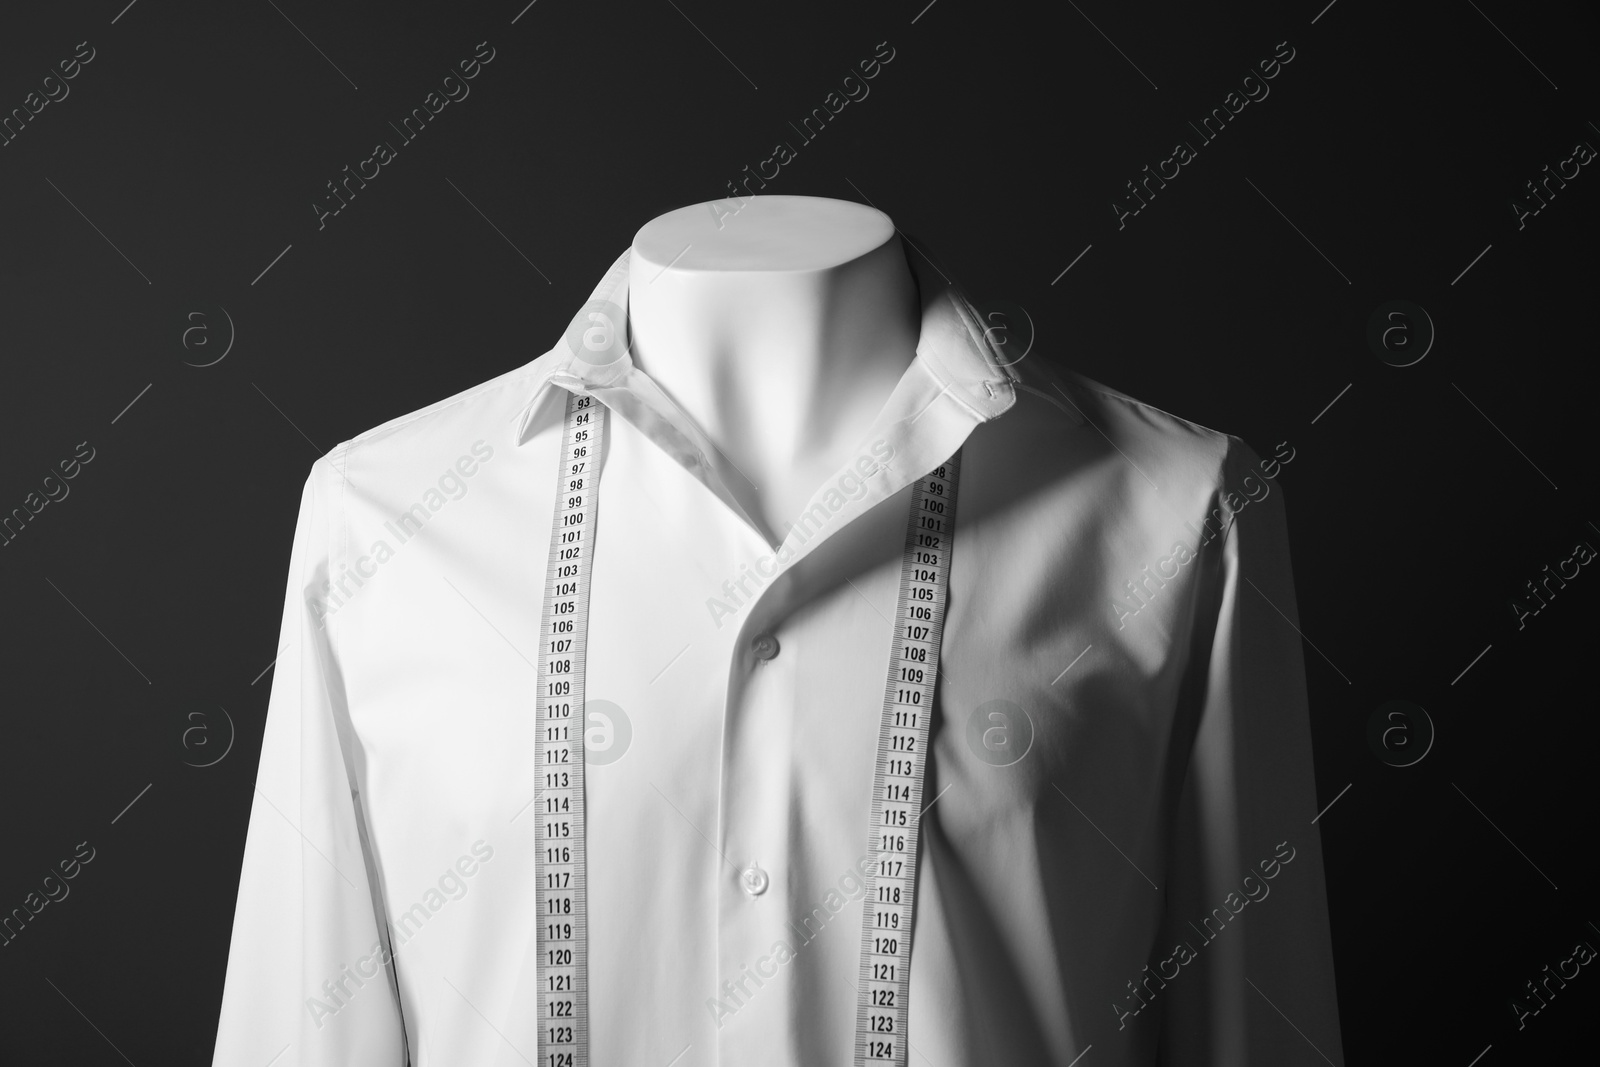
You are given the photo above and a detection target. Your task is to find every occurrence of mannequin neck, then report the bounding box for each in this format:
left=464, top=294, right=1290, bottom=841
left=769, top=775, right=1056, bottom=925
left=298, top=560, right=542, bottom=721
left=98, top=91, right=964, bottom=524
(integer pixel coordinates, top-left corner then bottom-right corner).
left=627, top=196, right=920, bottom=541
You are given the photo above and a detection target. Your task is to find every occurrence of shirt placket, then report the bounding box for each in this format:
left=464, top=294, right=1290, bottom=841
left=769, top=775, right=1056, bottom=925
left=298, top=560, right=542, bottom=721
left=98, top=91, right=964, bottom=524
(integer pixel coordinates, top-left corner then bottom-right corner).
left=710, top=562, right=804, bottom=1060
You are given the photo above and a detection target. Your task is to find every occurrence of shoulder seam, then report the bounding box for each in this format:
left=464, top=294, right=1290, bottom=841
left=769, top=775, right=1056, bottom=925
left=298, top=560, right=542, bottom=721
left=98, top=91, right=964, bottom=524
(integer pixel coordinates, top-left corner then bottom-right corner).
left=1071, top=376, right=1235, bottom=444
left=339, top=355, right=555, bottom=464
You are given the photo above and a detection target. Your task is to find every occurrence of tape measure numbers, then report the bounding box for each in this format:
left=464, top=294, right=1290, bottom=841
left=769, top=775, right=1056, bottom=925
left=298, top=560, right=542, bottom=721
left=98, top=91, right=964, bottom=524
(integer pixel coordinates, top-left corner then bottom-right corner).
left=533, top=388, right=960, bottom=1066
left=535, top=390, right=605, bottom=1067
left=854, top=452, right=959, bottom=1066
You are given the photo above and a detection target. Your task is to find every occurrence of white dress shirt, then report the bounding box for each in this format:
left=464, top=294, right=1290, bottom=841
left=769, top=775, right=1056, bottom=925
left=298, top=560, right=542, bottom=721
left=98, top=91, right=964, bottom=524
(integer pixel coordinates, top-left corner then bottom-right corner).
left=212, top=250, right=1344, bottom=1067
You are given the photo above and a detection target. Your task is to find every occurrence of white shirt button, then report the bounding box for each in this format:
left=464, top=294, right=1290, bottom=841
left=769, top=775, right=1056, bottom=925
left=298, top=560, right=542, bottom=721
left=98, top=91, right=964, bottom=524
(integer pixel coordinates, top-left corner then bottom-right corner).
left=741, top=864, right=769, bottom=896
left=751, top=633, right=780, bottom=661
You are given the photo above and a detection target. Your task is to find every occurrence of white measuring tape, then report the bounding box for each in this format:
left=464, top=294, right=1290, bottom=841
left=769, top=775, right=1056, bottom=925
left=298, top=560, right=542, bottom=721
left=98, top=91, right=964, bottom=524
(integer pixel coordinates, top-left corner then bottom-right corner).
left=853, top=450, right=959, bottom=1066
left=534, top=388, right=959, bottom=1067
left=535, top=390, right=605, bottom=1067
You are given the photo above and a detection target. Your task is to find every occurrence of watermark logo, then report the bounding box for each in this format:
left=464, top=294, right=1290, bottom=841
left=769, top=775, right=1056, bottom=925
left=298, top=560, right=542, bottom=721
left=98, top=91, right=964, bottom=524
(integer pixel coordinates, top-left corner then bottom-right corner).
left=180, top=702, right=235, bottom=768
left=565, top=298, right=629, bottom=368
left=0, top=40, right=97, bottom=151
left=964, top=699, right=1034, bottom=767
left=707, top=41, right=898, bottom=229
left=1509, top=537, right=1594, bottom=631
left=313, top=42, right=497, bottom=231
left=1509, top=929, right=1595, bottom=1031
left=309, top=439, right=496, bottom=628
left=705, top=852, right=877, bottom=1028
left=704, top=438, right=895, bottom=629
left=180, top=306, right=236, bottom=367
left=1510, top=135, right=1595, bottom=230
left=584, top=699, right=632, bottom=765
left=306, top=840, right=494, bottom=1029
left=1367, top=300, right=1434, bottom=367
left=0, top=440, right=97, bottom=551
left=0, top=840, right=96, bottom=950
left=1112, top=440, right=1296, bottom=631
left=1114, top=840, right=1297, bottom=1031
left=1367, top=699, right=1434, bottom=767
left=1112, top=40, right=1297, bottom=230
left=977, top=300, right=1035, bottom=368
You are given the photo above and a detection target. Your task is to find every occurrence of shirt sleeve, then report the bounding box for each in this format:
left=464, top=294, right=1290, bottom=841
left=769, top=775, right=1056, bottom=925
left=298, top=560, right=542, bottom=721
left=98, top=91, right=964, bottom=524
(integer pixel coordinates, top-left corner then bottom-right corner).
left=1156, top=439, right=1345, bottom=1066
left=212, top=454, right=408, bottom=1067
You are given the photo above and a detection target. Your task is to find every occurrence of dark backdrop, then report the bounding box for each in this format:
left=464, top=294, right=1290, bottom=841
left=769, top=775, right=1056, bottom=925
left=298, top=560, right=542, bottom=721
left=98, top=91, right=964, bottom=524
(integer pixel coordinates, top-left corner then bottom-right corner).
left=2, top=1, right=1595, bottom=1063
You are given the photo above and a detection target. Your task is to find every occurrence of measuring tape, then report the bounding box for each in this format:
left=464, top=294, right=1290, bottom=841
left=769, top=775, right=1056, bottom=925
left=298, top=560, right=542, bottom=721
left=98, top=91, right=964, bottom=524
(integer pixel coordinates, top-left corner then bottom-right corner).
left=533, top=386, right=960, bottom=1066
left=535, top=390, right=605, bottom=1067
left=853, top=451, right=959, bottom=1066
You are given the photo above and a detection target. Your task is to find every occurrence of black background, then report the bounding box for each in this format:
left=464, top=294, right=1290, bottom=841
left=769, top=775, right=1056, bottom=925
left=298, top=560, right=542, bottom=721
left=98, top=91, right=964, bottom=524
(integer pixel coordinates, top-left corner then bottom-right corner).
left=1, top=0, right=1595, bottom=1063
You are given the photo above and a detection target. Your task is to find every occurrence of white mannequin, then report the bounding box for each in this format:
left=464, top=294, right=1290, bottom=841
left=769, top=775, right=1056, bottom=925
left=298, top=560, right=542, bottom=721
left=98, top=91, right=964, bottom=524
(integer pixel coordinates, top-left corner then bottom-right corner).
left=628, top=195, right=921, bottom=543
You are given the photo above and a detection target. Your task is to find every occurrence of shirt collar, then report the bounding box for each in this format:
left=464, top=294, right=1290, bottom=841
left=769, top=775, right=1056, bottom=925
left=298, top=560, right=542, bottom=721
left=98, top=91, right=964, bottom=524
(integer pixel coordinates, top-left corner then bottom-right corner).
left=512, top=248, right=1021, bottom=553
